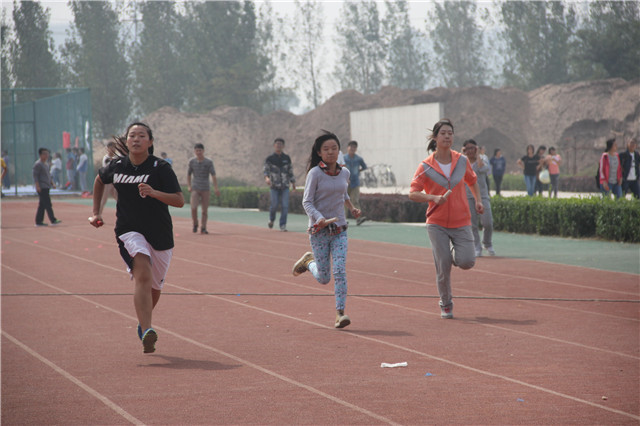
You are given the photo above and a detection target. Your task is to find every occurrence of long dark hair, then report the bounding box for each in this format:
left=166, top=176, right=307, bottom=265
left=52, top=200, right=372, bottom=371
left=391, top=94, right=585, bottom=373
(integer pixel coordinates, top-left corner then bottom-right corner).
left=427, top=118, right=454, bottom=152
left=307, top=130, right=340, bottom=173
left=604, top=138, right=615, bottom=152
left=113, top=122, right=154, bottom=157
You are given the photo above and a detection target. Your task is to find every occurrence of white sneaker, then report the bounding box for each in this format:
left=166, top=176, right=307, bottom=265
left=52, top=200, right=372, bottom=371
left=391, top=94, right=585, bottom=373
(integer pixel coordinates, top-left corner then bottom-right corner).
left=475, top=248, right=482, bottom=257
left=485, top=246, right=496, bottom=256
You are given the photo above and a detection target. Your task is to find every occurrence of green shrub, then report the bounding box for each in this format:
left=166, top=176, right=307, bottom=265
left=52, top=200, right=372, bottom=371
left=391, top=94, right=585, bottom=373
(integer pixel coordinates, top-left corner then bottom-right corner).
left=198, top=186, right=639, bottom=242
left=183, top=186, right=267, bottom=209
left=596, top=198, right=640, bottom=242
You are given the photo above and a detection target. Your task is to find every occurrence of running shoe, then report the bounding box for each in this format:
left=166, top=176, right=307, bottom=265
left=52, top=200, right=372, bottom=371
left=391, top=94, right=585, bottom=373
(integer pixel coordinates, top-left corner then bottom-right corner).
left=292, top=252, right=314, bottom=276
left=35, top=223, right=48, bottom=227
left=51, top=219, right=62, bottom=225
left=335, top=310, right=351, bottom=328
left=142, top=328, right=158, bottom=353
left=192, top=224, right=198, bottom=233
left=485, top=246, right=496, bottom=256
left=475, top=248, right=482, bottom=257
left=201, top=228, right=208, bottom=235
left=268, top=221, right=274, bottom=229
left=356, top=216, right=368, bottom=226
left=440, top=305, right=453, bottom=319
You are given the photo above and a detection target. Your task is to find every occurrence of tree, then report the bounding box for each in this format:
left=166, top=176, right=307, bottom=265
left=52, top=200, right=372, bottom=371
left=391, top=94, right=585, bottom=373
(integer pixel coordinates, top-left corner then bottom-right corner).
left=10, top=0, right=61, bottom=99
left=571, top=1, right=640, bottom=81
left=1, top=12, right=14, bottom=106
left=61, top=1, right=130, bottom=136
left=289, top=0, right=324, bottom=109
left=334, top=1, right=386, bottom=95
left=429, top=1, right=486, bottom=88
left=382, top=0, right=428, bottom=90
left=1, top=12, right=13, bottom=89
left=255, top=1, right=298, bottom=113
left=132, top=1, right=185, bottom=115
left=500, top=1, right=576, bottom=90
left=177, top=1, right=266, bottom=112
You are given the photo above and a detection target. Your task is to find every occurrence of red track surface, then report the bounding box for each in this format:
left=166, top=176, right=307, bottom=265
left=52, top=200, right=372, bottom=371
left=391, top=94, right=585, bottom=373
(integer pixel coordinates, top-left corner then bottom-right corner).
left=2, top=200, right=639, bottom=425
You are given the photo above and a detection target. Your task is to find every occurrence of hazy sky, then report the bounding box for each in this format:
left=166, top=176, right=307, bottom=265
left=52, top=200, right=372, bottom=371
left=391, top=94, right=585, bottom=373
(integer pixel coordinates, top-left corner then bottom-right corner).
left=2, top=0, right=439, bottom=111
left=2, top=0, right=436, bottom=45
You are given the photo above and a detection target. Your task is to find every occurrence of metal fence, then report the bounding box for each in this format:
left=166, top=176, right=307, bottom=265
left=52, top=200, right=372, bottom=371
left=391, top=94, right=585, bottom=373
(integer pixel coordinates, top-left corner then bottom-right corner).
left=1, top=88, right=92, bottom=193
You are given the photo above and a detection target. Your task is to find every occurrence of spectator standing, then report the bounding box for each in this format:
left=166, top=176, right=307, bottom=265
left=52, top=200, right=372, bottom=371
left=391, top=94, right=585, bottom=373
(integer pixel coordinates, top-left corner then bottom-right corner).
left=545, top=147, right=562, bottom=198
left=187, top=143, right=220, bottom=235
left=534, top=145, right=547, bottom=196
left=50, top=152, right=63, bottom=188
left=408, top=118, right=483, bottom=319
left=478, top=146, right=491, bottom=193
left=65, top=148, right=76, bottom=190
left=76, top=148, right=89, bottom=193
left=599, top=139, right=623, bottom=199
left=1, top=155, right=6, bottom=197
left=343, top=140, right=368, bottom=225
left=517, top=145, right=538, bottom=196
left=463, top=140, right=495, bottom=257
left=33, top=148, right=61, bottom=226
left=264, top=138, right=296, bottom=231
left=2, top=150, right=11, bottom=189
left=489, top=148, right=506, bottom=196
left=160, top=152, right=173, bottom=165
left=620, top=137, right=639, bottom=199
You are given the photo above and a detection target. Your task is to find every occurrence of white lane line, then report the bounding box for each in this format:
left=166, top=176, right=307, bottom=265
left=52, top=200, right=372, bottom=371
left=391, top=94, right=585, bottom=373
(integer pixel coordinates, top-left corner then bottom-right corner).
left=1, top=331, right=143, bottom=425
left=2, top=265, right=398, bottom=426
left=4, top=236, right=640, bottom=422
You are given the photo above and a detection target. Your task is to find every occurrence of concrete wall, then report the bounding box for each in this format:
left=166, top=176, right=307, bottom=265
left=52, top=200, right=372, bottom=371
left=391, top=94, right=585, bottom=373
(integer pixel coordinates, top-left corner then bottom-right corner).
left=349, top=102, right=442, bottom=188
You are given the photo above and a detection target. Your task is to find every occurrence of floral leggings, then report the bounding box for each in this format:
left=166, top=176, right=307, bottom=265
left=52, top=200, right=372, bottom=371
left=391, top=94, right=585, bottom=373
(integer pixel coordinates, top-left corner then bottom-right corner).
left=308, top=229, right=348, bottom=311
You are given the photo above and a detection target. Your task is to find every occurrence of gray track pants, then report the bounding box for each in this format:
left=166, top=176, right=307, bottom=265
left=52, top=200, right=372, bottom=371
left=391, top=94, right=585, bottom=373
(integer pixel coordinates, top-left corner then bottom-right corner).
left=426, top=224, right=475, bottom=308
left=468, top=197, right=493, bottom=252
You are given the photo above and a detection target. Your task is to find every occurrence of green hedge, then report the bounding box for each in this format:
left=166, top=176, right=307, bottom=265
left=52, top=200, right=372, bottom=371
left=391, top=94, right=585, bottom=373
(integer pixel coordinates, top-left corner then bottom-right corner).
left=183, top=186, right=267, bottom=209
left=186, top=186, right=640, bottom=242
left=492, top=196, right=640, bottom=242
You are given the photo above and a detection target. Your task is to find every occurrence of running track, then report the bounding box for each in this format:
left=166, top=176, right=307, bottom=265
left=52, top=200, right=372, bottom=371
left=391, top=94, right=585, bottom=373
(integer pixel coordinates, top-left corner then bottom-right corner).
left=2, top=200, right=639, bottom=425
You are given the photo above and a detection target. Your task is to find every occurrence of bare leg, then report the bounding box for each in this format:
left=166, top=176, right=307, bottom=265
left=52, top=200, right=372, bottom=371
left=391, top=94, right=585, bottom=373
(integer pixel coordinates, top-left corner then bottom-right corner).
left=152, top=288, right=161, bottom=308
left=132, top=254, right=154, bottom=331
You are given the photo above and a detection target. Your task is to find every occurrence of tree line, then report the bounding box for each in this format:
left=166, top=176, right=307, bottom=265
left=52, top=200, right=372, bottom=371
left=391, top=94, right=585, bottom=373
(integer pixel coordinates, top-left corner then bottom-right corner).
left=2, top=0, right=638, bottom=138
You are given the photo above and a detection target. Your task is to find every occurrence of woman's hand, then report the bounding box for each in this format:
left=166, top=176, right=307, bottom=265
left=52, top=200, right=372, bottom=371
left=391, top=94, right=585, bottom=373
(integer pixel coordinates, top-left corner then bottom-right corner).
left=88, top=215, right=104, bottom=228
left=138, top=183, right=155, bottom=199
left=351, top=208, right=361, bottom=219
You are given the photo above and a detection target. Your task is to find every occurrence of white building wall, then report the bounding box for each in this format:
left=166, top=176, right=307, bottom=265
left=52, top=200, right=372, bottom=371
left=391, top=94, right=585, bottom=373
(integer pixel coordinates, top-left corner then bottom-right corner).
left=349, top=103, right=443, bottom=189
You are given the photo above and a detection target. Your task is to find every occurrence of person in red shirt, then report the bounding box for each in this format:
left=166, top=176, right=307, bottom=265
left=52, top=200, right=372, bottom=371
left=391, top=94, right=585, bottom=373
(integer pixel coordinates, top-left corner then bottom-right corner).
left=409, top=118, right=483, bottom=319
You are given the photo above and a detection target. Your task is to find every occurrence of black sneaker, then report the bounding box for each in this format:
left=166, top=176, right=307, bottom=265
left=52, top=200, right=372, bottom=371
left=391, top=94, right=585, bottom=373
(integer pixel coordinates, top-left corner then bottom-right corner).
left=192, top=225, right=198, bottom=233
left=51, top=219, right=62, bottom=225
left=201, top=228, right=208, bottom=235
left=35, top=223, right=48, bottom=227
left=356, top=216, right=368, bottom=226
left=268, top=221, right=274, bottom=229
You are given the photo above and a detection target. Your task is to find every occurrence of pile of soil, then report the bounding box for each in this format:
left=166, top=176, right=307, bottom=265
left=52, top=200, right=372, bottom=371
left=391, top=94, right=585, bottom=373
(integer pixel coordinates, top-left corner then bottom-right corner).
left=93, top=78, right=639, bottom=185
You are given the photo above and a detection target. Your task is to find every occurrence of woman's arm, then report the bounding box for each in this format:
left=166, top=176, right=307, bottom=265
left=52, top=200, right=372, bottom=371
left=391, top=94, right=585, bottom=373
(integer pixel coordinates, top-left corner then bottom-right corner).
left=409, top=191, right=449, bottom=206
left=468, top=182, right=484, bottom=214
left=89, top=175, right=106, bottom=227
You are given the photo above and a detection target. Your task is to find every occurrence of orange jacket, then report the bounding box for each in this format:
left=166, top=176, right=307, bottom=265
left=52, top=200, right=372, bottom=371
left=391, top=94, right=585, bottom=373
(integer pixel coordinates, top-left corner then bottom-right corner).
left=410, top=150, right=478, bottom=228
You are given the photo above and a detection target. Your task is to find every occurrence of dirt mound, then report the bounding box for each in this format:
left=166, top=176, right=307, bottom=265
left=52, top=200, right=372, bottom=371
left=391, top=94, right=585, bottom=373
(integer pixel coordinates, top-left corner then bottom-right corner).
left=93, top=78, right=639, bottom=185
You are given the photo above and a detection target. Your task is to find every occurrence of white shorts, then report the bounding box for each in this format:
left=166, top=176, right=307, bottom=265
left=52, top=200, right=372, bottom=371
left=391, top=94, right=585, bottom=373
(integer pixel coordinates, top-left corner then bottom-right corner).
left=117, top=231, right=173, bottom=291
